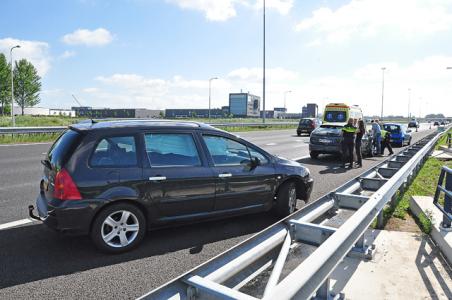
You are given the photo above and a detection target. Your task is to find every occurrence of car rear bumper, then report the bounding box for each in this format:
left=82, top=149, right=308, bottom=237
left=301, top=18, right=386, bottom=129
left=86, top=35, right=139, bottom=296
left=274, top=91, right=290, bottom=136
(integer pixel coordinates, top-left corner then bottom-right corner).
left=33, top=193, right=100, bottom=235
left=309, top=143, right=341, bottom=154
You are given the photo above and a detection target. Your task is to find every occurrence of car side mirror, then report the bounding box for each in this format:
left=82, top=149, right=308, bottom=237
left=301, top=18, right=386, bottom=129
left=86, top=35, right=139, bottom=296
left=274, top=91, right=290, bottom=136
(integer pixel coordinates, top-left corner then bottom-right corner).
left=251, top=157, right=261, bottom=167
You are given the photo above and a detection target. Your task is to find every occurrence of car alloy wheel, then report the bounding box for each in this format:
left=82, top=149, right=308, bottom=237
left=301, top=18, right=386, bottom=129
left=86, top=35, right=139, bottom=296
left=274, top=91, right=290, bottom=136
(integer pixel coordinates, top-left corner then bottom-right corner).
left=288, top=186, right=297, bottom=214
left=101, top=210, right=139, bottom=248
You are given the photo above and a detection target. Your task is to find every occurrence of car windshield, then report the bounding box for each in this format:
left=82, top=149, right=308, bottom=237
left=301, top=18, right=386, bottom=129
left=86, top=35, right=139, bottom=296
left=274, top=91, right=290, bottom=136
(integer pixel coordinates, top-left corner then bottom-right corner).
left=324, top=111, right=347, bottom=123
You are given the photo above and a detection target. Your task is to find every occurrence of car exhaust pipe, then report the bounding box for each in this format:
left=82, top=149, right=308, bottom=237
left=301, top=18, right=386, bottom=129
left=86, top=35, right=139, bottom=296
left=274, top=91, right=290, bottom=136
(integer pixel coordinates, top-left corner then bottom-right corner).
left=28, top=205, right=42, bottom=221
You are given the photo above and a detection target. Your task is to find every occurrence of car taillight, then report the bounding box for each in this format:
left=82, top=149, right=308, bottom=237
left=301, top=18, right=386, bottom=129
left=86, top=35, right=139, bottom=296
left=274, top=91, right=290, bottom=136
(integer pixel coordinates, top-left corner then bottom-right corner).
left=53, top=168, right=82, bottom=200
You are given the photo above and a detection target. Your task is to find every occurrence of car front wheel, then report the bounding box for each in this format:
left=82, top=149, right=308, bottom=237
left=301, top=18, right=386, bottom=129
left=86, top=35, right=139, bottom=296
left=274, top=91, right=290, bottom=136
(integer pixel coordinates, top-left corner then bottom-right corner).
left=91, top=203, right=146, bottom=253
left=310, top=151, right=319, bottom=159
left=274, top=181, right=297, bottom=217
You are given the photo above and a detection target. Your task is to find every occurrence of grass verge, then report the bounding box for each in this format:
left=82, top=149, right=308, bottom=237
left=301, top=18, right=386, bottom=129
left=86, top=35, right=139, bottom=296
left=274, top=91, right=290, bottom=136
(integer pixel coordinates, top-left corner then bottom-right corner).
left=381, top=140, right=452, bottom=233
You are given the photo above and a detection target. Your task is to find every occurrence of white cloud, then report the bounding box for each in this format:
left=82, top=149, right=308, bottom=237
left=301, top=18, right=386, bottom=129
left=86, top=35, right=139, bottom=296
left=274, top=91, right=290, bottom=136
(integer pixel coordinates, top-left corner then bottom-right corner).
left=296, top=0, right=452, bottom=44
left=62, top=28, right=113, bottom=46
left=0, top=38, right=51, bottom=76
left=167, top=0, right=293, bottom=21
left=59, top=50, right=76, bottom=59
left=51, top=56, right=452, bottom=117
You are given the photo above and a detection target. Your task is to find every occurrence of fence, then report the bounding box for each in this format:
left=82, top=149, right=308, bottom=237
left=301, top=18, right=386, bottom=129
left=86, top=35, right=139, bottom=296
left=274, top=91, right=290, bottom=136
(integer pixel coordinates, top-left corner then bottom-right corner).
left=138, top=129, right=447, bottom=300
left=0, top=122, right=298, bottom=135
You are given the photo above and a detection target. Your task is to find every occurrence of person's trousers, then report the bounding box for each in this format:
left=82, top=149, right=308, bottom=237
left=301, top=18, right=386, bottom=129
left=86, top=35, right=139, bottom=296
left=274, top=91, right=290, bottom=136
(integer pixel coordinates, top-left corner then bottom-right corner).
left=342, top=142, right=354, bottom=165
left=355, top=141, right=362, bottom=165
left=375, top=133, right=382, bottom=154
left=381, top=141, right=393, bottom=155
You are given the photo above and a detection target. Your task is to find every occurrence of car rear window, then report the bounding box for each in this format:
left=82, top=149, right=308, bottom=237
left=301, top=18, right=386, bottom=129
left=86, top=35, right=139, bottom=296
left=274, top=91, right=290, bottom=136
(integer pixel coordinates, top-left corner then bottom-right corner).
left=384, top=125, right=400, bottom=133
left=90, top=136, right=138, bottom=167
left=48, top=130, right=81, bottom=170
left=299, top=119, right=312, bottom=125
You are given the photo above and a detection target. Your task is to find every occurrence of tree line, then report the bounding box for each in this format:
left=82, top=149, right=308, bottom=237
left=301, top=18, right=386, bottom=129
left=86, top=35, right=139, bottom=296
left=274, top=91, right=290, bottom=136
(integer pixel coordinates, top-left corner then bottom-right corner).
left=0, top=53, right=41, bottom=116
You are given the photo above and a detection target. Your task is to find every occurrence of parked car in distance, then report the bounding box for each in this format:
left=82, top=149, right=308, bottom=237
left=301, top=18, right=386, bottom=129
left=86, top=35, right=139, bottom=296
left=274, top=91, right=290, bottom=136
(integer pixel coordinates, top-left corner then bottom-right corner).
left=408, top=119, right=419, bottom=128
left=297, top=118, right=321, bottom=136
left=29, top=120, right=313, bottom=253
left=382, top=123, right=412, bottom=147
left=434, top=121, right=440, bottom=126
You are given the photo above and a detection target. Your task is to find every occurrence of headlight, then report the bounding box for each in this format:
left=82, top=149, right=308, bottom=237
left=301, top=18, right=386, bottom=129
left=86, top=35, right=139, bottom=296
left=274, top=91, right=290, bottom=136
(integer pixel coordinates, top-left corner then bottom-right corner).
left=300, top=166, right=310, bottom=177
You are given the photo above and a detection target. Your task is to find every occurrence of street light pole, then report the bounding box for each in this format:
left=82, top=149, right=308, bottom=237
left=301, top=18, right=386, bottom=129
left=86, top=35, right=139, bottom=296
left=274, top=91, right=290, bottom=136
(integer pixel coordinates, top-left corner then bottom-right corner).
left=10, top=45, right=20, bottom=127
left=380, top=67, right=386, bottom=120
left=262, top=0, right=266, bottom=124
left=408, top=88, right=411, bottom=120
left=208, top=77, right=218, bottom=120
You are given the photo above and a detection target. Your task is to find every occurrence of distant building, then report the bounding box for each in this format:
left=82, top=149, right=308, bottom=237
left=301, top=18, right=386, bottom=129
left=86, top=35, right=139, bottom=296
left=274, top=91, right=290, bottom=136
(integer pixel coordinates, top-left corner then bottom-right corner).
left=4, top=106, right=76, bottom=117
left=71, top=107, right=162, bottom=119
left=229, top=92, right=260, bottom=117
left=274, top=107, right=287, bottom=113
left=165, top=108, right=224, bottom=118
left=301, top=103, right=318, bottom=118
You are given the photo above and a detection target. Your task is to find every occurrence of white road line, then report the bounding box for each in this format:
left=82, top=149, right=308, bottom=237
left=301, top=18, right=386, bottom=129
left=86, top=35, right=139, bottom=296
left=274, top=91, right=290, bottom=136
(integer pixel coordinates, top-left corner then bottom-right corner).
left=0, top=218, right=36, bottom=230
left=291, top=155, right=310, bottom=161
left=0, top=142, right=52, bottom=147
left=265, top=143, right=277, bottom=146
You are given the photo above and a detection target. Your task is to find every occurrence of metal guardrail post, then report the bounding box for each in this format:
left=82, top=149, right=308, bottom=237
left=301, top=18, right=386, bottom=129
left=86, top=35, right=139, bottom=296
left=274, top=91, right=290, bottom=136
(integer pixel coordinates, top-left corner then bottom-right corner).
left=448, top=132, right=451, bottom=149
left=434, top=166, right=452, bottom=229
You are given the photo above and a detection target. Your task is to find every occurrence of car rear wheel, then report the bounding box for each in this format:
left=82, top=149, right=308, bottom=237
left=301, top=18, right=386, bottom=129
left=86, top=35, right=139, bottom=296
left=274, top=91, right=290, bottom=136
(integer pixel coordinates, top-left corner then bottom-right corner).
left=91, top=203, right=146, bottom=253
left=274, top=181, right=297, bottom=217
left=310, top=151, right=319, bottom=159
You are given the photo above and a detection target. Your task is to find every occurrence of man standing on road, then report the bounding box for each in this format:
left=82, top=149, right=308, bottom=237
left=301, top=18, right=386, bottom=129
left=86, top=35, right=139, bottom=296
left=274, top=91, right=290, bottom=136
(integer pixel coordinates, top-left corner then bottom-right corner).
left=341, top=118, right=357, bottom=169
left=380, top=129, right=394, bottom=155
left=355, top=119, right=366, bottom=167
left=371, top=119, right=382, bottom=156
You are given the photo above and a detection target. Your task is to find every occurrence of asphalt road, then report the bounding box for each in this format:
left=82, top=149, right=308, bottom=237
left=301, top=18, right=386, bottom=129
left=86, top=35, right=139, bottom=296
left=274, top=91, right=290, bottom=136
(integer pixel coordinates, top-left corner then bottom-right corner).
left=0, top=124, right=434, bottom=299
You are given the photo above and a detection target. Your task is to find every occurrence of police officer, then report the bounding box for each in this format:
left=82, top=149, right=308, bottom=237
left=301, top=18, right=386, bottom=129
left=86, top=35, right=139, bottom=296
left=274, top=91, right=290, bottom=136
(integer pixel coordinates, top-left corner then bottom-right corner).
left=341, top=118, right=357, bottom=168
left=380, top=128, right=394, bottom=155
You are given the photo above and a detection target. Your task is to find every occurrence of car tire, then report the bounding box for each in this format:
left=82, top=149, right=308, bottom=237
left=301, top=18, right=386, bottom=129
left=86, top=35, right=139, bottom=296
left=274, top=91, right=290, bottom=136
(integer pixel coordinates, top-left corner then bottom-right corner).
left=274, top=181, right=297, bottom=217
left=310, top=151, right=319, bottom=159
left=297, top=132, right=301, bottom=136
left=408, top=138, right=411, bottom=145
left=91, top=203, right=146, bottom=254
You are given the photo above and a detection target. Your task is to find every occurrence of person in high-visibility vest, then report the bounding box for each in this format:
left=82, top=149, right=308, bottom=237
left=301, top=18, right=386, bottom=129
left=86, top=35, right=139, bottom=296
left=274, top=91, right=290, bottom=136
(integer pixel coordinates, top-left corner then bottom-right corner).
left=380, top=128, right=394, bottom=155
left=341, top=118, right=357, bottom=168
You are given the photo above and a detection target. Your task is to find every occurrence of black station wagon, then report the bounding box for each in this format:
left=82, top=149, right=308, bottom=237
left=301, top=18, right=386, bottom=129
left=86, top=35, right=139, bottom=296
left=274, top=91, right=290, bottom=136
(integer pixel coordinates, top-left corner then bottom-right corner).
left=29, top=120, right=313, bottom=253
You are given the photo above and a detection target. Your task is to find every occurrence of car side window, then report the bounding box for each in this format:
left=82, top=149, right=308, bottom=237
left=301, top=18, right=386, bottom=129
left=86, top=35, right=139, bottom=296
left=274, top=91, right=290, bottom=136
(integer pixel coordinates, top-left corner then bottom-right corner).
left=248, top=147, right=269, bottom=165
left=144, top=133, right=201, bottom=167
left=203, top=135, right=251, bottom=166
left=90, top=136, right=137, bottom=167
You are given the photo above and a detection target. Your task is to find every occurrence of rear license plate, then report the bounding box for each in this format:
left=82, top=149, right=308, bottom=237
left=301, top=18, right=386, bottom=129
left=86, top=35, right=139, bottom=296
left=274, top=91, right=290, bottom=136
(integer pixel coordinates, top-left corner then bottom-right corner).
left=319, top=139, right=331, bottom=143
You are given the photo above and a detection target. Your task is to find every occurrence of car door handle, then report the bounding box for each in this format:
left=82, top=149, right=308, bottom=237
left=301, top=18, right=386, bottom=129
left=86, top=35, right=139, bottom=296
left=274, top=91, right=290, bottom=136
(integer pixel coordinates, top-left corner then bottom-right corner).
left=218, top=173, right=232, bottom=178
left=149, top=176, right=167, bottom=181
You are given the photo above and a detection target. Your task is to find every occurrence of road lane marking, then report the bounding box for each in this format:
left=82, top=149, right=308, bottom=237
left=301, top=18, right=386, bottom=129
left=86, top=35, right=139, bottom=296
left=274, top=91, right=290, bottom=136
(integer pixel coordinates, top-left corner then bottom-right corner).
left=265, top=143, right=277, bottom=146
left=0, top=218, right=36, bottom=230
left=291, top=155, right=310, bottom=161
left=0, top=142, right=52, bottom=147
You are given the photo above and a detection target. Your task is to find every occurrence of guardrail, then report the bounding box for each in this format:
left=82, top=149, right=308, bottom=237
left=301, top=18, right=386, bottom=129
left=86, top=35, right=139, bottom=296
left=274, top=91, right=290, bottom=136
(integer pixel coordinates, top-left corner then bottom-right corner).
left=0, top=122, right=298, bottom=135
left=138, top=129, right=448, bottom=300
left=433, top=166, right=452, bottom=229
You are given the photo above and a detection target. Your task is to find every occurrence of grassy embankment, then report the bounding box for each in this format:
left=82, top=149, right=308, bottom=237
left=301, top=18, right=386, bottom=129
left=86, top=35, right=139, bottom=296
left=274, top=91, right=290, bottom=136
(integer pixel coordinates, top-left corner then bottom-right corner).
left=0, top=116, right=297, bottom=144
left=381, top=129, right=452, bottom=233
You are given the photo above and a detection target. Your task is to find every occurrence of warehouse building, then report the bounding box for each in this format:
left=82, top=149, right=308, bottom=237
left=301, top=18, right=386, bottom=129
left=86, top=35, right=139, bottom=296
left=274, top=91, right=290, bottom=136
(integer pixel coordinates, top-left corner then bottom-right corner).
left=229, top=93, right=260, bottom=117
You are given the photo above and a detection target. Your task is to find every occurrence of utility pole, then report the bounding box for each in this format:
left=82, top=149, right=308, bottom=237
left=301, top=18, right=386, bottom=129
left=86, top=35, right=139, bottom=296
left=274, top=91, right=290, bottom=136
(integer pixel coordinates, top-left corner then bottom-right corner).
left=208, top=77, right=218, bottom=120
left=380, top=67, right=386, bottom=120
left=408, top=88, right=411, bottom=120
left=262, top=0, right=266, bottom=124
left=10, top=45, right=20, bottom=126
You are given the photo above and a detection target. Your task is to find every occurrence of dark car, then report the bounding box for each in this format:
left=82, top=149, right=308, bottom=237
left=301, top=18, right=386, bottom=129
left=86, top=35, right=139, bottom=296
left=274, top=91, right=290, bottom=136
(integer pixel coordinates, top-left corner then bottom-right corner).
left=29, top=120, right=313, bottom=253
left=408, top=119, right=419, bottom=128
left=297, top=118, right=321, bottom=136
left=309, top=124, right=373, bottom=159
left=434, top=121, right=440, bottom=126
left=382, top=123, right=412, bottom=147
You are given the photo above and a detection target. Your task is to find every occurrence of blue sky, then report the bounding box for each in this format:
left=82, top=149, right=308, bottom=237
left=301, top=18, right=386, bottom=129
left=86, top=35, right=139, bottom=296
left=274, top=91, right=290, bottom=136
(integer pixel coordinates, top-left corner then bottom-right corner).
left=1, top=0, right=452, bottom=116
